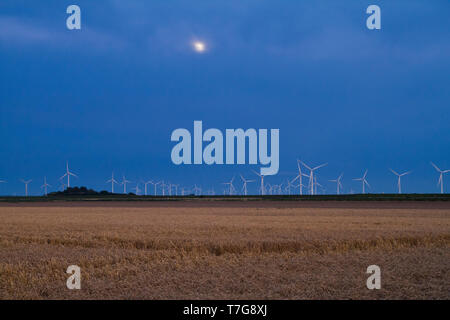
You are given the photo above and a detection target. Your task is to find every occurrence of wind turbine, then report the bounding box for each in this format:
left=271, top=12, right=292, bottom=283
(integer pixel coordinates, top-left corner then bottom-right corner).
left=285, top=179, right=293, bottom=195
left=353, top=170, right=370, bottom=194
left=266, top=183, right=273, bottom=195
left=41, top=177, right=51, bottom=196
left=252, top=170, right=266, bottom=195
left=21, top=179, right=32, bottom=196
left=222, top=176, right=235, bottom=195
left=133, top=183, right=141, bottom=195
left=149, top=181, right=160, bottom=196
left=329, top=173, right=343, bottom=195
left=60, top=161, right=77, bottom=189
left=143, top=180, right=152, bottom=196
left=106, top=172, right=119, bottom=193
left=274, top=183, right=283, bottom=195
left=431, top=162, right=450, bottom=194
left=0, top=179, right=6, bottom=194
left=389, top=169, right=411, bottom=194
left=172, top=184, right=179, bottom=196
left=59, top=182, right=66, bottom=191
left=291, top=160, right=308, bottom=195
left=301, top=161, right=327, bottom=195
left=240, top=174, right=254, bottom=196
left=121, top=175, right=131, bottom=194
left=161, top=181, right=170, bottom=196
left=313, top=177, right=324, bottom=195
left=166, top=182, right=172, bottom=196
left=192, top=184, right=201, bottom=196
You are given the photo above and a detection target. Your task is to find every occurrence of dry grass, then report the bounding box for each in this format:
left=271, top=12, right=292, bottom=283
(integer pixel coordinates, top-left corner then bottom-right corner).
left=0, top=202, right=449, bottom=299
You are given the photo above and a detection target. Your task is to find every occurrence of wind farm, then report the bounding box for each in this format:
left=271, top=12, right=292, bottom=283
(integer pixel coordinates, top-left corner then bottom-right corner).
left=1, top=160, right=449, bottom=199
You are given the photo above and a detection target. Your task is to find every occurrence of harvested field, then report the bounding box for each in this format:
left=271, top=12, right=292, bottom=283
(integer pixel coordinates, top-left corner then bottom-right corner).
left=0, top=201, right=449, bottom=299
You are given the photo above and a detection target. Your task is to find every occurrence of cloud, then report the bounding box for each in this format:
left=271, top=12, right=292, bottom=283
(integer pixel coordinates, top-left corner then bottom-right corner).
left=1, top=1, right=448, bottom=64
left=0, top=15, right=127, bottom=52
left=0, top=16, right=53, bottom=44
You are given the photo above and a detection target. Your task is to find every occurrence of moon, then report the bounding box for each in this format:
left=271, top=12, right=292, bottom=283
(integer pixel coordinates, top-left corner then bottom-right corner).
left=192, top=41, right=206, bottom=53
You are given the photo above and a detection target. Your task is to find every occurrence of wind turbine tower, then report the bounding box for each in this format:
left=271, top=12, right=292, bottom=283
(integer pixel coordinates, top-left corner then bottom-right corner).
left=41, top=176, right=51, bottom=196
left=21, top=179, right=32, bottom=197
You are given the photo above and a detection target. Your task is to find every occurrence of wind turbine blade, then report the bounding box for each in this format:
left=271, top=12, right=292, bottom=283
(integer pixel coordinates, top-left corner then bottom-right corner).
left=313, top=163, right=328, bottom=170
left=389, top=168, right=399, bottom=176
left=252, top=169, right=261, bottom=177
left=430, top=162, right=441, bottom=172
left=301, top=161, right=312, bottom=171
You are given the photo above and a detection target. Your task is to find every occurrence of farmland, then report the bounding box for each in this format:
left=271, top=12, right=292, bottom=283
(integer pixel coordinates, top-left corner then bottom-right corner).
left=0, top=200, right=449, bottom=299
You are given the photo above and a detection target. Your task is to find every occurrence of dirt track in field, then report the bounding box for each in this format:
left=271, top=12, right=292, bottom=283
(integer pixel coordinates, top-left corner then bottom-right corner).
left=0, top=201, right=449, bottom=299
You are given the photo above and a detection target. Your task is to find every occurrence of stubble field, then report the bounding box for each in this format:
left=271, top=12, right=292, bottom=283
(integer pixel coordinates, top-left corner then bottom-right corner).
left=0, top=201, right=449, bottom=299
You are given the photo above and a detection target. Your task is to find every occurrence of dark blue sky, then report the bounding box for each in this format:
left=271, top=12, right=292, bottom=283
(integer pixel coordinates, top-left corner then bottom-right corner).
left=0, top=0, right=449, bottom=195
